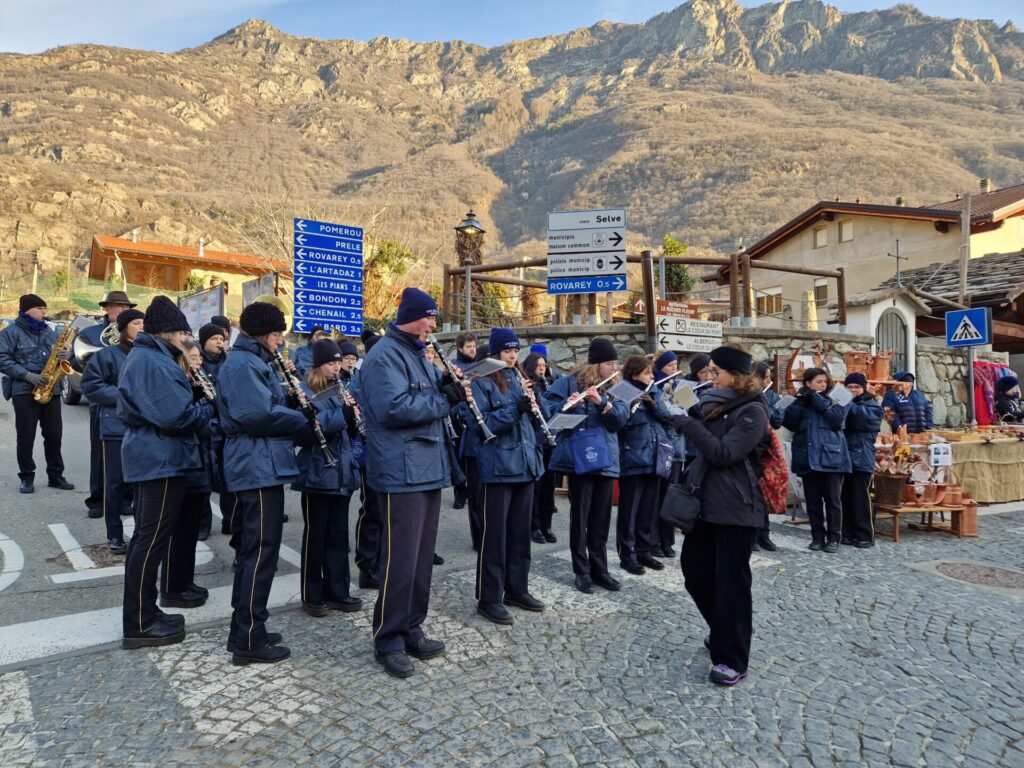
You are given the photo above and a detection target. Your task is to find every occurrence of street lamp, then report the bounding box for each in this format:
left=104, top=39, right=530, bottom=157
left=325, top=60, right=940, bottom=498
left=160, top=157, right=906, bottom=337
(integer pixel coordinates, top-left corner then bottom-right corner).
left=455, top=210, right=486, bottom=330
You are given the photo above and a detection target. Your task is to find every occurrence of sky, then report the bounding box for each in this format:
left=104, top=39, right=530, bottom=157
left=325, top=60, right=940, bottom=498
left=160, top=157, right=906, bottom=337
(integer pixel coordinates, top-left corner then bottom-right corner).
left=0, top=0, right=1019, bottom=54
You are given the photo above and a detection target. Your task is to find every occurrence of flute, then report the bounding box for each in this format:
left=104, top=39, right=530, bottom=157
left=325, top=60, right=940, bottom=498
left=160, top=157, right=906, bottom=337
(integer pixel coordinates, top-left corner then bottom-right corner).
left=272, top=350, right=337, bottom=467
left=513, top=366, right=557, bottom=446
left=426, top=335, right=496, bottom=443
left=631, top=369, right=684, bottom=414
left=561, top=371, right=620, bottom=412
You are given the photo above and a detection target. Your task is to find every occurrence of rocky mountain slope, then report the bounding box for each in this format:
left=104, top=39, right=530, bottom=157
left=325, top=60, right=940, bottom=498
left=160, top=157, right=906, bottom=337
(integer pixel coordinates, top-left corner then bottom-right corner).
left=0, top=0, right=1021, bottom=285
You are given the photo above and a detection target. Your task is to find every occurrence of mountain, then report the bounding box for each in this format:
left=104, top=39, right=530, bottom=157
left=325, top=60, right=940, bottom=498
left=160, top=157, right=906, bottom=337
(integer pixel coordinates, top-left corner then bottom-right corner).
left=0, top=0, right=1022, bottom=289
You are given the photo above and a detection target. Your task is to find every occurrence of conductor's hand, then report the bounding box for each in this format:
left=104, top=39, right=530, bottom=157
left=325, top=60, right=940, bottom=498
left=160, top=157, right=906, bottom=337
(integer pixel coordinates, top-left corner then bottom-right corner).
left=25, top=373, right=48, bottom=387
left=442, top=382, right=467, bottom=406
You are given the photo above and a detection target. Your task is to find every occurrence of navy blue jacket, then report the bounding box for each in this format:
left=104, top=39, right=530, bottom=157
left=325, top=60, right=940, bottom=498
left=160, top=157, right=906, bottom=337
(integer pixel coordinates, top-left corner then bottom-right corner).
left=0, top=316, right=58, bottom=397
left=783, top=389, right=852, bottom=476
left=359, top=324, right=454, bottom=493
left=80, top=343, right=130, bottom=439
left=844, top=394, right=883, bottom=474
left=200, top=348, right=227, bottom=386
left=471, top=368, right=543, bottom=484
left=618, top=381, right=674, bottom=477
left=763, top=389, right=785, bottom=429
left=217, top=334, right=309, bottom=493
left=116, top=334, right=213, bottom=483
left=292, top=381, right=359, bottom=495
left=881, top=387, right=933, bottom=434
left=293, top=341, right=314, bottom=379
left=542, top=373, right=629, bottom=478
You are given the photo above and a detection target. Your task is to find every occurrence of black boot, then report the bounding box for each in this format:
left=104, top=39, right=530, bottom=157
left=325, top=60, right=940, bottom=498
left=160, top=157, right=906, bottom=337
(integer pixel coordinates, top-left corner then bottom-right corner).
left=122, top=619, right=185, bottom=650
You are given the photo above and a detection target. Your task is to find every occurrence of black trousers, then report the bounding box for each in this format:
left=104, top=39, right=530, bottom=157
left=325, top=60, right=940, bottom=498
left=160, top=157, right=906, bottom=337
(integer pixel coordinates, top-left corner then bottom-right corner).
left=102, top=439, right=128, bottom=541
left=567, top=474, right=614, bottom=577
left=354, top=470, right=381, bottom=576
left=161, top=492, right=206, bottom=596
left=372, top=490, right=441, bottom=655
left=655, top=462, right=683, bottom=550
left=617, top=473, right=659, bottom=564
left=841, top=471, right=874, bottom=544
left=123, top=476, right=187, bottom=633
left=12, top=394, right=63, bottom=481
left=531, top=447, right=558, bottom=532
left=230, top=485, right=285, bottom=652
left=465, top=457, right=485, bottom=551
left=476, top=481, right=534, bottom=604
left=681, top=520, right=758, bottom=673
left=86, top=406, right=102, bottom=510
left=803, top=471, right=844, bottom=543
left=300, top=491, right=353, bottom=604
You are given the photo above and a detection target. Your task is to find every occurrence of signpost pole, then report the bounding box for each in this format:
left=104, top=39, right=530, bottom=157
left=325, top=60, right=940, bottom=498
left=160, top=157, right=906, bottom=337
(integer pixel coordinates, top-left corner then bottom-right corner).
left=658, top=256, right=666, bottom=300
left=641, top=249, right=657, bottom=354
left=464, top=259, right=473, bottom=331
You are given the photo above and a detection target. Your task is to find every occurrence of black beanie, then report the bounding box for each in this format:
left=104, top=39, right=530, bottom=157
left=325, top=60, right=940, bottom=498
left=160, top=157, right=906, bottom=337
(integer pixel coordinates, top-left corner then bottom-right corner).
left=199, top=323, right=226, bottom=347
left=211, top=315, right=231, bottom=331
left=116, top=308, right=145, bottom=333
left=996, top=375, right=1019, bottom=393
left=240, top=301, right=286, bottom=337
left=364, top=334, right=382, bottom=353
left=339, top=341, right=359, bottom=358
left=19, top=294, right=46, bottom=313
left=587, top=337, right=617, bottom=365
left=844, top=372, right=868, bottom=389
left=143, top=296, right=191, bottom=334
left=688, top=353, right=711, bottom=376
left=395, top=287, right=438, bottom=325
left=709, top=346, right=752, bottom=375
left=312, top=339, right=342, bottom=368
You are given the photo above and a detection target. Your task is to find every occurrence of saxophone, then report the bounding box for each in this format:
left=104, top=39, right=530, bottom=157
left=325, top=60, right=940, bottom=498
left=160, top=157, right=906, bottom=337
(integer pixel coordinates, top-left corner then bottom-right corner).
left=33, top=324, right=79, bottom=404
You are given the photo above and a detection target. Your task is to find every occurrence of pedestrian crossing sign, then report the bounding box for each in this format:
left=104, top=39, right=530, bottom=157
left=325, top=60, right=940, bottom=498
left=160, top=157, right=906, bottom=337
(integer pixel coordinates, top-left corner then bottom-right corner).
left=945, top=307, right=991, bottom=348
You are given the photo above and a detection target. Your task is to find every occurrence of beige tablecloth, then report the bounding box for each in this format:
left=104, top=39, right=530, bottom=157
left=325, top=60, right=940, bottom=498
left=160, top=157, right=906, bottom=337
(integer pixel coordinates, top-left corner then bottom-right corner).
left=950, top=439, right=1024, bottom=504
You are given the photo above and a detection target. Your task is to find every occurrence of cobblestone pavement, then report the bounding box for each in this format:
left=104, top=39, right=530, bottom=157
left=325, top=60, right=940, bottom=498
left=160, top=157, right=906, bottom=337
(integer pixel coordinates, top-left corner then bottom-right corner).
left=1, top=511, right=1023, bottom=767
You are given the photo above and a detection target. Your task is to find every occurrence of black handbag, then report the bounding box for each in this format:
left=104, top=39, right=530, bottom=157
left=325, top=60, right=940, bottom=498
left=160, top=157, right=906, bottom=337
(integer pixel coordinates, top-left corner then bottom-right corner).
left=659, top=462, right=706, bottom=534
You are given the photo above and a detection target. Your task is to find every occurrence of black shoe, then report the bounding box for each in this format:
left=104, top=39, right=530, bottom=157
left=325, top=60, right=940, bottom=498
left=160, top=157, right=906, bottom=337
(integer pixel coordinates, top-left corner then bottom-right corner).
left=855, top=540, right=875, bottom=549
left=620, top=561, right=645, bottom=576
left=840, top=537, right=855, bottom=546
left=661, top=544, right=676, bottom=557
left=823, top=541, right=840, bottom=554
left=650, top=545, right=665, bottom=557
left=187, top=583, right=209, bottom=599
left=326, top=596, right=363, bottom=613
left=48, top=476, right=74, bottom=490
left=302, top=601, right=329, bottom=617
left=19, top=480, right=34, bottom=494
left=196, top=526, right=211, bottom=542
left=232, top=644, right=291, bottom=666
left=156, top=611, right=184, bottom=627
left=808, top=540, right=825, bottom=551
left=477, top=601, right=514, bottom=625
left=433, top=553, right=444, bottom=566
left=122, top=620, right=185, bottom=649
left=375, top=650, right=414, bottom=678
left=751, top=540, right=761, bottom=552
left=452, top=498, right=467, bottom=510
left=358, top=571, right=380, bottom=590
left=757, top=536, right=778, bottom=552
left=87, top=507, right=102, bottom=518
left=226, top=632, right=282, bottom=653
left=503, top=593, right=545, bottom=612
left=107, top=538, right=127, bottom=555
left=220, top=523, right=232, bottom=535
left=531, top=529, right=546, bottom=544
left=638, top=555, right=665, bottom=571
left=592, top=573, right=622, bottom=592
left=543, top=529, right=557, bottom=543
left=406, top=637, right=446, bottom=660
left=161, top=588, right=207, bottom=609
left=120, top=504, right=134, bottom=517
left=575, top=574, right=594, bottom=594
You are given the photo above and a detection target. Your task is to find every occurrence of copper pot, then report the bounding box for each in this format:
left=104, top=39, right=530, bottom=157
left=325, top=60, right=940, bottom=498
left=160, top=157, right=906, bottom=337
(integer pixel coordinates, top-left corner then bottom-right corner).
left=901, top=484, right=918, bottom=503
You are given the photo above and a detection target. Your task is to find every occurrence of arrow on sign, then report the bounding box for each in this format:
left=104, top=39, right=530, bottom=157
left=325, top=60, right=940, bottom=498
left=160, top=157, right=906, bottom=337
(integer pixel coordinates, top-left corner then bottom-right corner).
left=295, top=220, right=307, bottom=232
left=658, top=318, right=669, bottom=332
left=612, top=276, right=625, bottom=290
left=295, top=234, right=306, bottom=246
left=610, top=254, right=624, bottom=270
left=609, top=232, right=623, bottom=247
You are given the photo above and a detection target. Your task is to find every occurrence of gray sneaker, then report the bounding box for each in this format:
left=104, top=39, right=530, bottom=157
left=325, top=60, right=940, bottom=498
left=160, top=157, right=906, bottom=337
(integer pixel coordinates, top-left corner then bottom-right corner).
left=709, top=664, right=748, bottom=686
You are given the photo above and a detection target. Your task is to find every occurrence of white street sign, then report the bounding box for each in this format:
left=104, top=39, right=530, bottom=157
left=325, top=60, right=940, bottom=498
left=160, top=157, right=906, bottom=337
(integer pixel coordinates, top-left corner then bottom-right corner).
left=657, top=334, right=719, bottom=353
left=547, top=208, right=628, bottom=295
left=656, top=316, right=723, bottom=338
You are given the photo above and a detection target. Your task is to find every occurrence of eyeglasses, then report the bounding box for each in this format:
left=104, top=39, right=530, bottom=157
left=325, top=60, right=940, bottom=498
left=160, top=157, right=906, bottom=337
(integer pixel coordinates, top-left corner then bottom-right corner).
left=704, top=367, right=720, bottom=377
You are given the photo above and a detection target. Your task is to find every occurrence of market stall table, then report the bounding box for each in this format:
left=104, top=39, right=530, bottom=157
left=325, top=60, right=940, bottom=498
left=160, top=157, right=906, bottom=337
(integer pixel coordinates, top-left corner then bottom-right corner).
left=874, top=503, right=971, bottom=543
left=949, top=437, right=1024, bottom=504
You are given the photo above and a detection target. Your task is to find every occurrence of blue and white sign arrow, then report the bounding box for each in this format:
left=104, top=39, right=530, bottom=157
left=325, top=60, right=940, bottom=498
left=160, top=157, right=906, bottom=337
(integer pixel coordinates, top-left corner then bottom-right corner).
left=293, top=217, right=365, bottom=335
left=294, top=218, right=363, bottom=242
left=294, top=231, right=364, bottom=256
left=293, top=250, right=363, bottom=270
left=294, top=289, right=364, bottom=309
left=294, top=275, right=363, bottom=294
left=547, top=275, right=627, bottom=295
left=293, top=305, right=363, bottom=323
left=292, top=317, right=363, bottom=336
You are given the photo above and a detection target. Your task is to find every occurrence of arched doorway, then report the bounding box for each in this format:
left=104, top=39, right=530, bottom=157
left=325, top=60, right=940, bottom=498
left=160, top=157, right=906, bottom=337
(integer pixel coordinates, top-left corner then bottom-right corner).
left=876, top=308, right=908, bottom=376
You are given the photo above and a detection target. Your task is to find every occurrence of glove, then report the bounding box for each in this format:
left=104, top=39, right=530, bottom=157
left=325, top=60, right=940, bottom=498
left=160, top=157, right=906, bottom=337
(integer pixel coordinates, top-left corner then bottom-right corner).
left=516, top=397, right=533, bottom=414
left=442, top=382, right=467, bottom=406
left=640, top=394, right=656, bottom=409
left=25, top=372, right=48, bottom=387
left=56, top=348, right=73, bottom=362
left=672, top=414, right=688, bottom=433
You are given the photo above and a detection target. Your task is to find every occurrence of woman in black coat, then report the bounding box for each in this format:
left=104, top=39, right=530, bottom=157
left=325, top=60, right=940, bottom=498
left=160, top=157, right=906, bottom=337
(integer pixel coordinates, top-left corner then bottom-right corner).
left=673, top=343, right=769, bottom=687
left=995, top=376, right=1023, bottom=423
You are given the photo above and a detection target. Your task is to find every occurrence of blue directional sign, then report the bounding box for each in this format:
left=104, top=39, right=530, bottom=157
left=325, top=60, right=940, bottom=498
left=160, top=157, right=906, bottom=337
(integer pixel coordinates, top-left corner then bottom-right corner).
left=293, top=218, right=364, bottom=335
left=547, top=275, right=627, bottom=295
left=945, top=307, right=991, bottom=348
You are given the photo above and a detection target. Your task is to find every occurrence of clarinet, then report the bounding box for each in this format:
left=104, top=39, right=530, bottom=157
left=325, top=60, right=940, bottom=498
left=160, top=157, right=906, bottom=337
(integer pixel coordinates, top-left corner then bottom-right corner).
left=513, top=366, right=557, bottom=446
left=273, top=350, right=337, bottom=467
left=188, top=365, right=217, bottom=403
left=334, top=377, right=367, bottom=438
left=427, top=335, right=496, bottom=443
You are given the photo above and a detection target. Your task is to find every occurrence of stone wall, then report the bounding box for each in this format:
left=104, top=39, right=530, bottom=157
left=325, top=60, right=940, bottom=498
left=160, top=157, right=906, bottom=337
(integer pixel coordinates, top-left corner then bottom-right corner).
left=914, top=338, right=1008, bottom=427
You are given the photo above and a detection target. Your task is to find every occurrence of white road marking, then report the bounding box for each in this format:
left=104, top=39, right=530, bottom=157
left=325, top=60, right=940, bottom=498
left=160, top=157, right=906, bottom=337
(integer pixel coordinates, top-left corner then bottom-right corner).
left=47, top=523, right=95, bottom=570
left=0, top=531, right=25, bottom=593
left=0, top=671, right=39, bottom=766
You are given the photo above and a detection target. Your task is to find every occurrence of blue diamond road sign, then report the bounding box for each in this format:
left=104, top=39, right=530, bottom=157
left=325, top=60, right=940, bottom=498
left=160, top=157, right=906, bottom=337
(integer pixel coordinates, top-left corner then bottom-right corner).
left=293, top=218, right=364, bottom=335
left=547, top=275, right=627, bottom=295
left=944, top=307, right=991, bottom=348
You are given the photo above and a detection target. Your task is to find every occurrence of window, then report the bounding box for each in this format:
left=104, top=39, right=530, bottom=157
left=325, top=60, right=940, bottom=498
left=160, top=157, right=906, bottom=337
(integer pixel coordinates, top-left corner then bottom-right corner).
left=838, top=219, right=853, bottom=242
left=814, top=278, right=828, bottom=309
left=757, top=287, right=783, bottom=316
left=813, top=226, right=827, bottom=248
left=876, top=309, right=908, bottom=375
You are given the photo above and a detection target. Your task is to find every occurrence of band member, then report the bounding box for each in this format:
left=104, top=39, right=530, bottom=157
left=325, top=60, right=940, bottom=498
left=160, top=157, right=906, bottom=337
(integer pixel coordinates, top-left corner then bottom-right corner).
left=352, top=333, right=383, bottom=589
left=652, top=350, right=682, bottom=557
left=119, top=296, right=212, bottom=649
left=194, top=324, right=228, bottom=540
left=523, top=352, right=559, bottom=543
left=218, top=301, right=310, bottom=664
left=616, top=355, right=673, bottom=575
left=462, top=341, right=489, bottom=552
left=529, top=344, right=562, bottom=382
left=293, top=325, right=329, bottom=379
left=295, top=339, right=363, bottom=617
left=451, top=332, right=477, bottom=511
left=361, top=287, right=463, bottom=678
left=0, top=294, right=74, bottom=494
left=471, top=328, right=545, bottom=625
left=543, top=337, right=628, bottom=594
left=80, top=308, right=145, bottom=553
left=77, top=291, right=135, bottom=519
